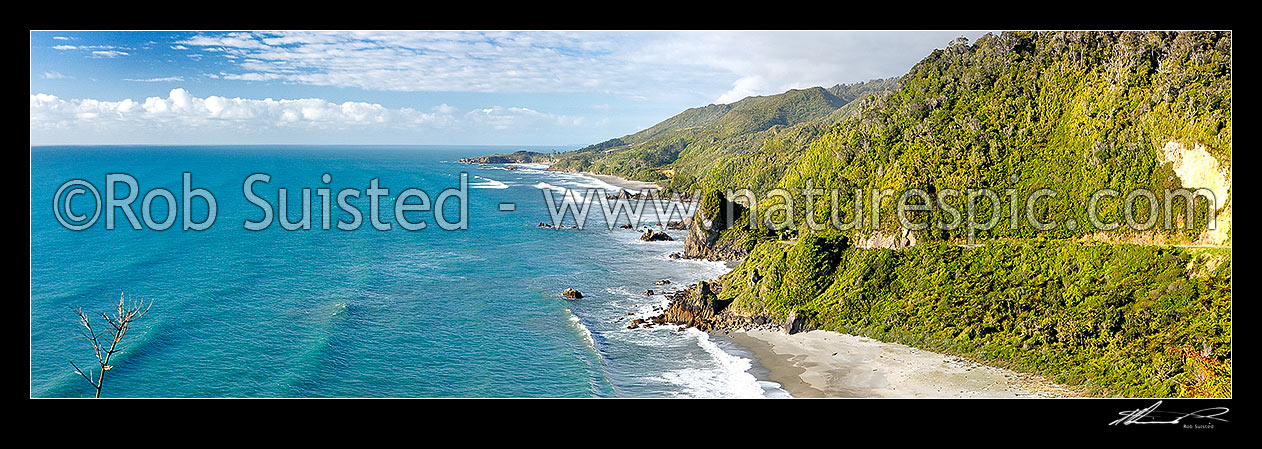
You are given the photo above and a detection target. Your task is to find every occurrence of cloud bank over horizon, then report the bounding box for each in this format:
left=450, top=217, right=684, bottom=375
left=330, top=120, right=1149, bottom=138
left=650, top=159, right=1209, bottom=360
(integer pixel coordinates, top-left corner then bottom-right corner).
left=31, top=88, right=590, bottom=145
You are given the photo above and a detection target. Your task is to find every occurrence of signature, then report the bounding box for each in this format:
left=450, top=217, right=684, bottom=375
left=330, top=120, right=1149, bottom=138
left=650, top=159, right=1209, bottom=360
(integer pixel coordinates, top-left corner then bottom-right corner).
left=1110, top=401, right=1229, bottom=426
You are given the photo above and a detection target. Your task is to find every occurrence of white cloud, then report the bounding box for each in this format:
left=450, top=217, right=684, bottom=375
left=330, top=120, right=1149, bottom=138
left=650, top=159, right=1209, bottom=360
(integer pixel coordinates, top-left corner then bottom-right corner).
left=91, top=50, right=128, bottom=58
left=30, top=88, right=584, bottom=140
left=167, top=30, right=989, bottom=104
left=174, top=31, right=674, bottom=94
left=33, top=88, right=412, bottom=126
left=53, top=36, right=73, bottom=40
left=465, top=106, right=583, bottom=130
left=42, top=71, right=73, bottom=80
left=179, top=32, right=270, bottom=50
left=222, top=72, right=283, bottom=82
left=715, top=75, right=769, bottom=104
left=630, top=31, right=991, bottom=104
left=123, top=76, right=185, bottom=82
left=49, top=43, right=134, bottom=59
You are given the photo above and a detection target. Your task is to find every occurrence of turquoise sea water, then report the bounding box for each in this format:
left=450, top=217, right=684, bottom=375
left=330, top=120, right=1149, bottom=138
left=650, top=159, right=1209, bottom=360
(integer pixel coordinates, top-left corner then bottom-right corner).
left=30, top=145, right=785, bottom=398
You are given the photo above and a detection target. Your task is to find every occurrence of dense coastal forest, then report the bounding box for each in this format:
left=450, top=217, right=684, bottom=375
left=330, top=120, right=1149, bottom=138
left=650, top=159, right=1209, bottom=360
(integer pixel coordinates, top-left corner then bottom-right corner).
left=472, top=31, right=1232, bottom=397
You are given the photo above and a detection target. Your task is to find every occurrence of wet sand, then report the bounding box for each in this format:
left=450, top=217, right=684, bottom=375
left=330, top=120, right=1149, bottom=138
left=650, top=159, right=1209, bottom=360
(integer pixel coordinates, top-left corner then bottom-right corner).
left=721, top=329, right=1078, bottom=398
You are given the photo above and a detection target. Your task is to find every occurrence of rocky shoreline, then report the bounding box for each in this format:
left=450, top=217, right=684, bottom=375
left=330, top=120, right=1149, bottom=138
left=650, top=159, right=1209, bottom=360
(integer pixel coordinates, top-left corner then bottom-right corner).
left=639, top=277, right=809, bottom=335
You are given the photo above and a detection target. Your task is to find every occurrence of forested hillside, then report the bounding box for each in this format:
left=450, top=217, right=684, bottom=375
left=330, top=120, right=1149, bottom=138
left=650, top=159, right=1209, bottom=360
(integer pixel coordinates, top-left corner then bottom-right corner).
left=705, top=31, right=1232, bottom=397
left=772, top=31, right=1231, bottom=246
left=548, top=78, right=899, bottom=194
left=717, top=235, right=1230, bottom=397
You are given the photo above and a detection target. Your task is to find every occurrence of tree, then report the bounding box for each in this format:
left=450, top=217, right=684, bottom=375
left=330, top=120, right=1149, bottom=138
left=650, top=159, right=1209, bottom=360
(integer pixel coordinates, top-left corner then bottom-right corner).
left=70, top=292, right=152, bottom=398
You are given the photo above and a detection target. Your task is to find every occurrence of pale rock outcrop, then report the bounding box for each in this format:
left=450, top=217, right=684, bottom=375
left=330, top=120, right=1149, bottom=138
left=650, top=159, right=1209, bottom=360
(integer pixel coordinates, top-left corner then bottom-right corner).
left=1159, top=140, right=1231, bottom=245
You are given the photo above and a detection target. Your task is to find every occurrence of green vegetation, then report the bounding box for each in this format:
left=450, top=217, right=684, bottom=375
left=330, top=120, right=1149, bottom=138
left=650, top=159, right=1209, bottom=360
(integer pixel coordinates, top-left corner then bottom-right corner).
left=471, top=31, right=1233, bottom=397
left=704, top=32, right=1229, bottom=397
left=549, top=79, right=899, bottom=194
left=772, top=31, right=1231, bottom=244
left=549, top=31, right=1231, bottom=246
left=720, top=238, right=1231, bottom=397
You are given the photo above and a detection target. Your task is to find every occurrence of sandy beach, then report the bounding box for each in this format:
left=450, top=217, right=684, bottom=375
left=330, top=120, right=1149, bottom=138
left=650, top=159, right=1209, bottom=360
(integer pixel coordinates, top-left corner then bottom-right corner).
left=584, top=173, right=664, bottom=192
left=721, top=329, right=1079, bottom=398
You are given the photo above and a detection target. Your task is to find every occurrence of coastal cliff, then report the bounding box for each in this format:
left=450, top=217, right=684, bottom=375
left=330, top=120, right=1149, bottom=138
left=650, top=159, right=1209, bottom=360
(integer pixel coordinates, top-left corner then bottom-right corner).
left=681, top=190, right=755, bottom=261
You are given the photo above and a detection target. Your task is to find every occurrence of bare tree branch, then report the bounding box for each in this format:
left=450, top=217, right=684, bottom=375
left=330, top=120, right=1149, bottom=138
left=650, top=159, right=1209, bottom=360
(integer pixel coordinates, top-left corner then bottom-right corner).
left=69, top=291, right=152, bottom=398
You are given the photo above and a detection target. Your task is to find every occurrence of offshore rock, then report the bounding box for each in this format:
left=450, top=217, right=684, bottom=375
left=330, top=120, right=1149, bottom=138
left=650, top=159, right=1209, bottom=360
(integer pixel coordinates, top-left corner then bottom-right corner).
left=640, top=229, right=674, bottom=241
left=562, top=288, right=583, bottom=299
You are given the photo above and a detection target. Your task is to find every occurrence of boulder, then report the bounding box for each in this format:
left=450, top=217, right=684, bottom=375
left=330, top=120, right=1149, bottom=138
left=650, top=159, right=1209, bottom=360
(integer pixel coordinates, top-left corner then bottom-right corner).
left=639, top=229, right=674, bottom=241
left=562, top=288, right=583, bottom=299
left=784, top=312, right=807, bottom=335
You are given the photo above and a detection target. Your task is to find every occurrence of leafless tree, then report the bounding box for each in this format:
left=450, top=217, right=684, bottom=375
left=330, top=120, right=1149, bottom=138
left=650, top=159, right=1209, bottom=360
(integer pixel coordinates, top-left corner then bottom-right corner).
left=70, top=291, right=152, bottom=398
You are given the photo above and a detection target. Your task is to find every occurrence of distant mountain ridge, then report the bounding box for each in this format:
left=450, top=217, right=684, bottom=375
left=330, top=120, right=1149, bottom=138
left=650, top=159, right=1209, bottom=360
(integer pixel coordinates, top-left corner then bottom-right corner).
left=547, top=78, right=900, bottom=192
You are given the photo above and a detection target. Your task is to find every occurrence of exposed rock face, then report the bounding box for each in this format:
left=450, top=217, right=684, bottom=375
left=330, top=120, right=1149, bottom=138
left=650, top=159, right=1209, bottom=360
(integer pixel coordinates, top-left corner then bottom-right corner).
left=784, top=312, right=809, bottom=335
left=682, top=192, right=750, bottom=261
left=1158, top=140, right=1231, bottom=246
left=562, top=288, right=583, bottom=299
left=853, top=227, right=918, bottom=249
left=655, top=282, right=731, bottom=331
left=640, top=229, right=674, bottom=241
left=645, top=281, right=770, bottom=333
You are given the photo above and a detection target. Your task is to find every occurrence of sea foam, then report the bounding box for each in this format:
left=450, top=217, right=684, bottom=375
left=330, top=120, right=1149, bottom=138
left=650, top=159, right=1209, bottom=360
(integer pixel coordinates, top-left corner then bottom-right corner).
left=469, top=176, right=509, bottom=189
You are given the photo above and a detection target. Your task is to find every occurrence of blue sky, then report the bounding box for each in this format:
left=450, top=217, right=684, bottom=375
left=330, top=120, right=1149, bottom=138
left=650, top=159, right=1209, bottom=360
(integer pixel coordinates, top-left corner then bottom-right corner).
left=31, top=30, right=991, bottom=146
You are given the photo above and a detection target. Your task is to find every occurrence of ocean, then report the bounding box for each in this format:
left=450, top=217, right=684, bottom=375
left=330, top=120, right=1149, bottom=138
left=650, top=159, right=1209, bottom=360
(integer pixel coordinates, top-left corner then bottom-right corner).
left=29, top=145, right=787, bottom=398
